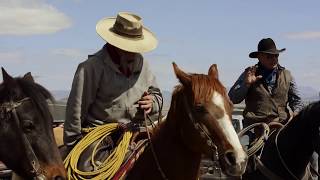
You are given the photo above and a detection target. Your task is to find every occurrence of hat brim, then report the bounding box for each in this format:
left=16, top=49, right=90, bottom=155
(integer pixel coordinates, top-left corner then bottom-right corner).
left=249, top=48, right=286, bottom=58
left=96, top=17, right=158, bottom=53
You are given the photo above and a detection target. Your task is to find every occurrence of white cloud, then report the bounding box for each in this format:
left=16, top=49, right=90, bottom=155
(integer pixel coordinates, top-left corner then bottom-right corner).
left=284, top=31, right=320, bottom=40
left=0, top=0, right=72, bottom=35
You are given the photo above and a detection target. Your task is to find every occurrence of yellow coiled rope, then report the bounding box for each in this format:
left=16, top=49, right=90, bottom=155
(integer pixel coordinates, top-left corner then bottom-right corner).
left=63, top=123, right=132, bottom=180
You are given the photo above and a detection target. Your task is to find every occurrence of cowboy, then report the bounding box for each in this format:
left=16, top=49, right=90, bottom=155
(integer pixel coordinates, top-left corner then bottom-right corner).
left=228, top=38, right=320, bottom=179
left=63, top=12, right=163, bottom=148
left=228, top=38, right=303, bottom=128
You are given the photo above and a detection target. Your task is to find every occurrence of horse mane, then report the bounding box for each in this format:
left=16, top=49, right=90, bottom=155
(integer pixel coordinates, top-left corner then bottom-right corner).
left=0, top=77, right=54, bottom=123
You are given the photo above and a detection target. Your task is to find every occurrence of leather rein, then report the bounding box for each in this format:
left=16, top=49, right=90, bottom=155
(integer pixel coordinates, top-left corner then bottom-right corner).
left=0, top=98, right=45, bottom=180
left=257, top=124, right=319, bottom=180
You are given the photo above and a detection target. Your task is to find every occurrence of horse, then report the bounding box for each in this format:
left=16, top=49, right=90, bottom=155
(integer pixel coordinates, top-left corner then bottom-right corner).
left=126, top=63, right=248, bottom=180
left=243, top=101, right=320, bottom=180
left=0, top=68, right=66, bottom=179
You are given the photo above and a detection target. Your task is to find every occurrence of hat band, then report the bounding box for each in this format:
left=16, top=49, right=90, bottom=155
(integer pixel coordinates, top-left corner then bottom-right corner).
left=258, top=48, right=281, bottom=53
left=112, top=21, right=143, bottom=38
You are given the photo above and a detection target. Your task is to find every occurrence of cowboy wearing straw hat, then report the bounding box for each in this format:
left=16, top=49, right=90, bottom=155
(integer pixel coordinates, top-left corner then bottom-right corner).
left=64, top=12, right=163, bottom=148
left=228, top=38, right=303, bottom=127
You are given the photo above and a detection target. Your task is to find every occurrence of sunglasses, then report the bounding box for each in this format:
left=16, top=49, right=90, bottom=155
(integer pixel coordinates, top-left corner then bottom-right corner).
left=266, top=54, right=279, bottom=59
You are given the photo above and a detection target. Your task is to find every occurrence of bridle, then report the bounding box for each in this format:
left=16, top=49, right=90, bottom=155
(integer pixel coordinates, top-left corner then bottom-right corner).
left=182, top=95, right=218, bottom=152
left=0, top=97, right=46, bottom=180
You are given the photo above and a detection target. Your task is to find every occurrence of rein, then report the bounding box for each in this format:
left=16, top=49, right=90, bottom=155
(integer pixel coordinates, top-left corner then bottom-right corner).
left=143, top=88, right=168, bottom=180
left=144, top=112, right=168, bottom=180
left=275, top=126, right=301, bottom=180
left=0, top=98, right=45, bottom=180
left=274, top=108, right=320, bottom=180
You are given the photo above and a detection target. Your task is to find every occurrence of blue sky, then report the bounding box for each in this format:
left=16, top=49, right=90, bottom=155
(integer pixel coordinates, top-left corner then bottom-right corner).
left=1, top=0, right=320, bottom=93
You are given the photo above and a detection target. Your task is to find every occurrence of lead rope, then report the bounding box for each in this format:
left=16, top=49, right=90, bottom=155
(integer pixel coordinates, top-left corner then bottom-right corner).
left=143, top=89, right=168, bottom=180
left=275, top=126, right=299, bottom=180
left=144, top=111, right=168, bottom=180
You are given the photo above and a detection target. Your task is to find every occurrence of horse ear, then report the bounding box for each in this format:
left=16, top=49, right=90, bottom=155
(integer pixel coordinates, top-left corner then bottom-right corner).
left=208, top=64, right=219, bottom=80
left=172, top=62, right=191, bottom=86
left=23, top=72, right=35, bottom=82
left=1, top=67, right=15, bottom=84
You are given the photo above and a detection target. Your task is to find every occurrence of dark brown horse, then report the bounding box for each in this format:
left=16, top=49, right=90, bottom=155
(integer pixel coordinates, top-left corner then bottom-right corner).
left=243, top=101, right=320, bottom=180
left=126, top=63, right=247, bottom=180
left=0, top=68, right=66, bottom=179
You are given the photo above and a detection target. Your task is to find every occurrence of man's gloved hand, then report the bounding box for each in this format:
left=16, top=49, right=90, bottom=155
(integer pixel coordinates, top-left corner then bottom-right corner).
left=244, top=65, right=263, bottom=87
left=138, top=91, right=153, bottom=114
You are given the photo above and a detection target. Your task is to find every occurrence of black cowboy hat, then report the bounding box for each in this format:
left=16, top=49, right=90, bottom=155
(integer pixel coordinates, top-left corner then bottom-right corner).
left=249, top=38, right=286, bottom=58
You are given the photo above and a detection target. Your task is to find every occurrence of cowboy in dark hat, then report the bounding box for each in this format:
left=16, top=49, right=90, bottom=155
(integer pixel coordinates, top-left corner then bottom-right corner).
left=229, top=38, right=319, bottom=180
left=228, top=38, right=303, bottom=127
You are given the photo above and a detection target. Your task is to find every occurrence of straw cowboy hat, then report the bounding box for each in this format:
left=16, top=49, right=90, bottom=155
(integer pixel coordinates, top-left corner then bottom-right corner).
left=96, top=12, right=158, bottom=53
left=249, top=38, right=286, bottom=58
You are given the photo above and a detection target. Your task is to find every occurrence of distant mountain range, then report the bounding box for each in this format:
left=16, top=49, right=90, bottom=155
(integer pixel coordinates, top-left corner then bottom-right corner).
left=298, top=86, right=320, bottom=102
left=49, top=86, right=319, bottom=121
left=51, top=86, right=319, bottom=106
left=51, top=90, right=172, bottom=111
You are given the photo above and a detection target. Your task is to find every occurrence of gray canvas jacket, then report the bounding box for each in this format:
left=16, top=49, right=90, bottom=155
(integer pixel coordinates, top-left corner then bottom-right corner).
left=64, top=48, right=162, bottom=146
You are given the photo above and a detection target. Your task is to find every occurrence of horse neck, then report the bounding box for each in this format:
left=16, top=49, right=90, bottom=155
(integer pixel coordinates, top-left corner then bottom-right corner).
left=275, top=112, right=316, bottom=177
left=150, top=99, right=202, bottom=179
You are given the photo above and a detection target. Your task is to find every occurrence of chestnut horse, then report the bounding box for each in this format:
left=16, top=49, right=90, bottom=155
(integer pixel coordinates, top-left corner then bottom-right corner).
left=126, top=63, right=247, bottom=180
left=0, top=68, right=66, bottom=179
left=243, top=101, right=320, bottom=180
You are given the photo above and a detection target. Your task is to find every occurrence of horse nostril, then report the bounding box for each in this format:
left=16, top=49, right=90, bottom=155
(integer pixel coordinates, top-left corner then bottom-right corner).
left=224, top=151, right=237, bottom=165
left=54, top=176, right=65, bottom=180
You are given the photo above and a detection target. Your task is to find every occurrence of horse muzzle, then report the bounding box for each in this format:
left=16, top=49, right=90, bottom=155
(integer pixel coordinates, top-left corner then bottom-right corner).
left=220, top=149, right=248, bottom=176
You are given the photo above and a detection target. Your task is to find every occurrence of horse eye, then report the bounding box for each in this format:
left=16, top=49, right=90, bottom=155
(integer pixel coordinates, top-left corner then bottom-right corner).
left=22, top=120, right=35, bottom=132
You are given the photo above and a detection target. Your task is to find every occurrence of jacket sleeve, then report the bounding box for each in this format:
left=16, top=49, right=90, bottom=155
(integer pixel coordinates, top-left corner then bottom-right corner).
left=63, top=61, right=100, bottom=146
left=148, top=86, right=163, bottom=115
left=64, top=65, right=85, bottom=146
left=143, top=59, right=163, bottom=116
left=228, top=71, right=249, bottom=104
left=287, top=78, right=304, bottom=113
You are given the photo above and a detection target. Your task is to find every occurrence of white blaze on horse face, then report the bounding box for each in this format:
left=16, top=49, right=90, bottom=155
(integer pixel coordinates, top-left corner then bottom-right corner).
left=211, top=91, right=244, bottom=154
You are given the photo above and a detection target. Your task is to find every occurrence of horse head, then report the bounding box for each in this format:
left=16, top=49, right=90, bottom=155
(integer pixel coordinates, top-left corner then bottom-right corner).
left=0, top=68, right=66, bottom=179
left=172, top=63, right=247, bottom=176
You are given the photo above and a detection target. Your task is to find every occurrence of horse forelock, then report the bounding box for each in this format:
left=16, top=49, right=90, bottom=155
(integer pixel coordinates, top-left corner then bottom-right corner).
left=190, top=74, right=213, bottom=104
left=170, top=74, right=231, bottom=112
left=191, top=74, right=232, bottom=112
